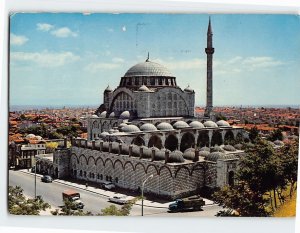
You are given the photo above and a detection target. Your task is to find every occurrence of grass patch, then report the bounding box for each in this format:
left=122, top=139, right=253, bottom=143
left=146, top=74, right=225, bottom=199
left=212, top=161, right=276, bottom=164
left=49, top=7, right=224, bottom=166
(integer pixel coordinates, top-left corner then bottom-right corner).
left=273, top=191, right=297, bottom=217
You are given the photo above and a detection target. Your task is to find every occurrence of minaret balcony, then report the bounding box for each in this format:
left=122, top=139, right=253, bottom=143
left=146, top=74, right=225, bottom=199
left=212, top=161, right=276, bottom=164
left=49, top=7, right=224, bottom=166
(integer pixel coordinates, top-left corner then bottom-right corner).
left=205, top=48, right=215, bottom=54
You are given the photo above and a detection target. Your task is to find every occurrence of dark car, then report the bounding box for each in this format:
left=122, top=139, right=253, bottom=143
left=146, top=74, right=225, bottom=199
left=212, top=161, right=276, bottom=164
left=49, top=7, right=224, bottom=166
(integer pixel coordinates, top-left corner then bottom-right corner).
left=41, top=175, right=53, bottom=183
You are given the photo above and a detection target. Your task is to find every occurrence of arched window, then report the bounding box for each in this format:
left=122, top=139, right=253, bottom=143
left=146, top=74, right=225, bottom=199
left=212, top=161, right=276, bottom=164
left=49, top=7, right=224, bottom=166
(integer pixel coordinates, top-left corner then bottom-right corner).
left=228, top=171, right=235, bottom=186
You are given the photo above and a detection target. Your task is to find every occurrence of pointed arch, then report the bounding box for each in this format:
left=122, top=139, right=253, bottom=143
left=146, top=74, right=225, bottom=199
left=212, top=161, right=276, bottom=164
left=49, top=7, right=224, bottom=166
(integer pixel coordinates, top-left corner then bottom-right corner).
left=180, top=132, right=195, bottom=152
left=148, top=135, right=163, bottom=149
left=165, top=134, right=178, bottom=151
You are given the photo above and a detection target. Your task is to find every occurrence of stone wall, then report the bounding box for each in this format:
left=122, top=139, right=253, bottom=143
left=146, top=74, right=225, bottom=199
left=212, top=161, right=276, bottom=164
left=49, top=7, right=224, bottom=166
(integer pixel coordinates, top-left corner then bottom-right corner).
left=66, top=146, right=216, bottom=199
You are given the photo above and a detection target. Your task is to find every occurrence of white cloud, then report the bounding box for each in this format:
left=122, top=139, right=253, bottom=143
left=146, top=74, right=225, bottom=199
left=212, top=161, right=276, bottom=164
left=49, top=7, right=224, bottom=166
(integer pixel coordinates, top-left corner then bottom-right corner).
left=156, top=58, right=206, bottom=70
left=122, top=26, right=126, bottom=32
left=107, top=28, right=114, bottom=32
left=11, top=51, right=80, bottom=67
left=85, top=62, right=121, bottom=73
left=213, top=56, right=284, bottom=75
left=10, top=34, right=28, bottom=46
left=51, top=27, right=78, bottom=38
left=36, top=23, right=54, bottom=31
left=242, top=56, right=284, bottom=69
left=112, top=57, right=125, bottom=63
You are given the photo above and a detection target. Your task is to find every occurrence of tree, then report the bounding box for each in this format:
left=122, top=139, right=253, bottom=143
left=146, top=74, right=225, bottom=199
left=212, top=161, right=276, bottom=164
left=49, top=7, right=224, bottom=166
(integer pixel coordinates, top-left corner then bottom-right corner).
left=248, top=127, right=259, bottom=142
left=213, top=181, right=270, bottom=217
left=98, top=197, right=140, bottom=216
left=279, top=141, right=298, bottom=198
left=8, top=186, right=50, bottom=215
left=268, top=128, right=283, bottom=141
left=51, top=199, right=92, bottom=216
left=238, top=139, right=286, bottom=208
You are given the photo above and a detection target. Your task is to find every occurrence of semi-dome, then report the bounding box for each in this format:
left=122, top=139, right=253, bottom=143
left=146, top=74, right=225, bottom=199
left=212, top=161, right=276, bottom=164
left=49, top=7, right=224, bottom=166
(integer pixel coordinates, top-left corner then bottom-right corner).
left=140, top=123, right=157, bottom=132
left=100, top=132, right=109, bottom=138
left=91, top=114, right=99, bottom=118
left=216, top=120, right=230, bottom=127
left=222, top=145, right=237, bottom=152
left=119, top=123, right=127, bottom=128
left=183, top=148, right=195, bottom=160
left=200, top=146, right=210, bottom=152
left=35, top=135, right=43, bottom=140
left=138, top=85, right=150, bottom=92
left=109, top=112, right=115, bottom=118
left=184, top=85, right=194, bottom=93
left=168, top=150, right=185, bottom=163
left=124, top=61, right=173, bottom=77
left=211, top=145, right=225, bottom=153
left=173, top=120, right=189, bottom=129
left=99, top=111, right=107, bottom=118
left=131, top=145, right=141, bottom=157
left=234, top=143, right=243, bottom=150
left=104, top=85, right=112, bottom=92
left=157, top=122, right=174, bottom=131
left=119, top=111, right=130, bottom=119
left=206, top=152, right=237, bottom=162
left=141, top=146, right=152, bottom=159
left=122, top=124, right=140, bottom=133
left=204, top=120, right=218, bottom=128
left=189, top=121, right=204, bottom=129
left=199, top=150, right=210, bottom=158
left=154, top=149, right=170, bottom=160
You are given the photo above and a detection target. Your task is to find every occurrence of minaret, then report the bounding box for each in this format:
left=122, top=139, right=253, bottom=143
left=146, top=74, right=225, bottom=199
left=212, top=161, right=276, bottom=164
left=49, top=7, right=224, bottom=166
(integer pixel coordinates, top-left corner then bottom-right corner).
left=204, top=17, right=214, bottom=118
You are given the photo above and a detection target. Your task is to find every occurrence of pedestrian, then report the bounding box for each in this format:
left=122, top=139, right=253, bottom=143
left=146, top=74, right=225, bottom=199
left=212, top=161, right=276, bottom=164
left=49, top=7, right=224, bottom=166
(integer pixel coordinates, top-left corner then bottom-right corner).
left=85, top=182, right=88, bottom=189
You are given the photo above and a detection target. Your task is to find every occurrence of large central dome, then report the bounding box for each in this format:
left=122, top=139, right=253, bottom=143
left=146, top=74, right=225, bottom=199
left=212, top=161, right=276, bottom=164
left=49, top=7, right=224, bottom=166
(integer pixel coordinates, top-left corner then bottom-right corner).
left=124, top=61, right=173, bottom=77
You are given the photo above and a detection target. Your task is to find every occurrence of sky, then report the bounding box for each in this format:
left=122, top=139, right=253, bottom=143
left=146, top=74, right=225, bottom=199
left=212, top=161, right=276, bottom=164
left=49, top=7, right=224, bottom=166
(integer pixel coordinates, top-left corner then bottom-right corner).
left=9, top=13, right=300, bottom=107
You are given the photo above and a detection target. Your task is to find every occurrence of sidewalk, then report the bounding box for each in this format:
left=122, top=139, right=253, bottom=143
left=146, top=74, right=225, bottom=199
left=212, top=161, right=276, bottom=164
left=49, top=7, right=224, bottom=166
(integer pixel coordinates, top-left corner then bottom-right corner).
left=19, top=169, right=215, bottom=208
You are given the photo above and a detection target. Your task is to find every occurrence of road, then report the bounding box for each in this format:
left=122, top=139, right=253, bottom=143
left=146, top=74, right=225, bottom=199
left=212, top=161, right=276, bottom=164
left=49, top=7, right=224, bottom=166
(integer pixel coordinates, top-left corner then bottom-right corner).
left=9, top=170, right=222, bottom=216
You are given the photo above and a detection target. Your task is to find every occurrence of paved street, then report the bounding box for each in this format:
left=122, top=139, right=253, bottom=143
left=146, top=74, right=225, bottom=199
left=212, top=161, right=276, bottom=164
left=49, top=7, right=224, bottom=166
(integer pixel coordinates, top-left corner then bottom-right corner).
left=9, top=170, right=223, bottom=216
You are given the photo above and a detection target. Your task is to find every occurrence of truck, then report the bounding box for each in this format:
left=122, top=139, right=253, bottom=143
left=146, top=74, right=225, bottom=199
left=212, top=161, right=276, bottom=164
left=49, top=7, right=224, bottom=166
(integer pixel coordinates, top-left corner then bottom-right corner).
left=168, top=195, right=205, bottom=212
left=62, top=189, right=84, bottom=209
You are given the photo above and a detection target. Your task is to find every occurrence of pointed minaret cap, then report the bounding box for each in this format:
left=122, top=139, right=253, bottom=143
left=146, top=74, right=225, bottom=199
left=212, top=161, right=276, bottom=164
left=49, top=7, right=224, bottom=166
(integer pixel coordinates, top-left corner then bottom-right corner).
left=104, top=85, right=112, bottom=92
left=207, top=16, right=212, bottom=34
left=146, top=52, right=150, bottom=62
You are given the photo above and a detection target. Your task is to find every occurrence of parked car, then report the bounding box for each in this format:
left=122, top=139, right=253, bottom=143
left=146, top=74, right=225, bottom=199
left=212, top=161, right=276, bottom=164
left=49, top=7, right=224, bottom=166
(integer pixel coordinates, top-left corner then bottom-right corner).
left=108, top=195, right=129, bottom=204
left=101, top=181, right=115, bottom=190
left=41, top=175, right=53, bottom=183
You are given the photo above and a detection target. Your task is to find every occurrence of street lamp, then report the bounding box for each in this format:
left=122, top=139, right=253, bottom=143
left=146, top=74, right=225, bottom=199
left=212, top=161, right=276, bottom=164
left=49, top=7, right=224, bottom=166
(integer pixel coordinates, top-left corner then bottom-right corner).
left=141, top=174, right=153, bottom=216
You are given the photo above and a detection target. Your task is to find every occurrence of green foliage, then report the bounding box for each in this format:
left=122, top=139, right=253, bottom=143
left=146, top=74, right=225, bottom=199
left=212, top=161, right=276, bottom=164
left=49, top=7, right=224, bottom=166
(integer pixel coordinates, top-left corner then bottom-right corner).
left=98, top=197, right=140, bottom=216
left=239, top=139, right=284, bottom=194
left=213, top=138, right=299, bottom=216
left=215, top=113, right=227, bottom=121
left=48, top=131, right=63, bottom=139
left=268, top=128, right=283, bottom=141
left=56, top=125, right=79, bottom=138
left=279, top=141, right=298, bottom=197
left=213, top=181, right=270, bottom=217
left=8, top=186, right=50, bottom=215
left=248, top=127, right=259, bottom=142
left=51, top=199, right=92, bottom=216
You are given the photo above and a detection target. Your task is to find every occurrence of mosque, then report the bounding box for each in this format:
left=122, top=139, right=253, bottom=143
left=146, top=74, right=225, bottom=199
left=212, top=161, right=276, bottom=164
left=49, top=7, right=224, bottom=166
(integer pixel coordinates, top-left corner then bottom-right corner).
left=37, top=18, right=248, bottom=200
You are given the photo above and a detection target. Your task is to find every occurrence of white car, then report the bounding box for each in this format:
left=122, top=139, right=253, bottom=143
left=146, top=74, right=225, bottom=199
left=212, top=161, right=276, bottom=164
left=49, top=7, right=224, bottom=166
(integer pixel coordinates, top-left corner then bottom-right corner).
left=108, top=195, right=129, bottom=204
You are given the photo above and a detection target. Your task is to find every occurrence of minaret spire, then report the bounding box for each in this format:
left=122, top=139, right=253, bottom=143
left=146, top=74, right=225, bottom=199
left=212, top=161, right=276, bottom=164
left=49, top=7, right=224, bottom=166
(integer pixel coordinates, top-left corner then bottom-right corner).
left=205, top=16, right=215, bottom=119
left=207, top=16, right=212, bottom=35
left=146, top=52, right=150, bottom=62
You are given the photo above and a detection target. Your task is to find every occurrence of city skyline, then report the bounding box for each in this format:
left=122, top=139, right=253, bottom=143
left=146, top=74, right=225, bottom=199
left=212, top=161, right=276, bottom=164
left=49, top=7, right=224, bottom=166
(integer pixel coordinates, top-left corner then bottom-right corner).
left=9, top=13, right=300, bottom=107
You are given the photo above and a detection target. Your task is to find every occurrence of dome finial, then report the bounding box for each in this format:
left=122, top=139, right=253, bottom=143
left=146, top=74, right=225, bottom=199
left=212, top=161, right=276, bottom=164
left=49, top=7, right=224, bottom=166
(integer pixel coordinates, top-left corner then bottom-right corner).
left=146, top=52, right=149, bottom=62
